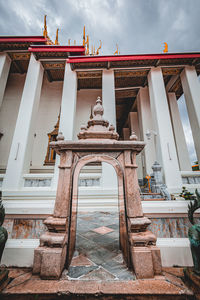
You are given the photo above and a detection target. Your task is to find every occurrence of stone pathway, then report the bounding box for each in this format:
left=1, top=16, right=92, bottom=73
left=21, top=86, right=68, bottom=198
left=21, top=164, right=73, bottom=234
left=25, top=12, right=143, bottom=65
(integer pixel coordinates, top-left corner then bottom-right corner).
left=63, top=212, right=135, bottom=281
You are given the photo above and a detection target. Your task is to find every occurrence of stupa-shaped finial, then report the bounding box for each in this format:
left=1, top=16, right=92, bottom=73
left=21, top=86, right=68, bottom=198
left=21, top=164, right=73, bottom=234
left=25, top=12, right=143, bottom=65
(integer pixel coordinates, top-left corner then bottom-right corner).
left=93, top=96, right=104, bottom=120
left=77, top=96, right=119, bottom=140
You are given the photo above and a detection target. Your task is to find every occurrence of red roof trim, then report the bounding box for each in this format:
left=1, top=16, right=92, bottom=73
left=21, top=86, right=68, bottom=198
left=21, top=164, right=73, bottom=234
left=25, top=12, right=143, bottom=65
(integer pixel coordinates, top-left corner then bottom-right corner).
left=29, top=45, right=85, bottom=54
left=0, top=36, right=47, bottom=43
left=67, top=53, right=200, bottom=63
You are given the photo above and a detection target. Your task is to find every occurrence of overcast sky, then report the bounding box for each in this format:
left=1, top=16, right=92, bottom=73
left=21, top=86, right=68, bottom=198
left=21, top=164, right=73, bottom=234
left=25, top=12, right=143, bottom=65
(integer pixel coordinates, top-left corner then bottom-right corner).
left=0, top=0, right=199, bottom=162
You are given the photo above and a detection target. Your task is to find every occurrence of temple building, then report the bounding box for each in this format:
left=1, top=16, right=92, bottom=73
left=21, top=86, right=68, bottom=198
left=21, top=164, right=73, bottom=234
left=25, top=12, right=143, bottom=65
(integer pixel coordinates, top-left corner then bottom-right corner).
left=0, top=20, right=200, bottom=272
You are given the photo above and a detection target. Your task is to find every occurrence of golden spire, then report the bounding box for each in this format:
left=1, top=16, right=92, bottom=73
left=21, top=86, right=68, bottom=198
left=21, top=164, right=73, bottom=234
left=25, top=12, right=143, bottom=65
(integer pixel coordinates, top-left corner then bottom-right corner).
left=68, top=39, right=71, bottom=46
left=55, top=28, right=59, bottom=45
left=96, top=40, right=102, bottom=55
left=74, top=40, right=76, bottom=45
left=86, top=35, right=89, bottom=55
left=94, top=45, right=95, bottom=55
left=43, top=15, right=48, bottom=38
left=83, top=25, right=86, bottom=46
left=114, top=44, right=119, bottom=55
left=42, top=15, right=54, bottom=45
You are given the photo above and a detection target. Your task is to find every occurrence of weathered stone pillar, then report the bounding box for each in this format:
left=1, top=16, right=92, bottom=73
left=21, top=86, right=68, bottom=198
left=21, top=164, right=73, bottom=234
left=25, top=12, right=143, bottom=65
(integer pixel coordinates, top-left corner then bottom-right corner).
left=168, top=92, right=191, bottom=171
left=148, top=67, right=182, bottom=193
left=180, top=66, right=200, bottom=164
left=124, top=149, right=162, bottom=278
left=3, top=54, right=44, bottom=190
left=0, top=53, right=11, bottom=109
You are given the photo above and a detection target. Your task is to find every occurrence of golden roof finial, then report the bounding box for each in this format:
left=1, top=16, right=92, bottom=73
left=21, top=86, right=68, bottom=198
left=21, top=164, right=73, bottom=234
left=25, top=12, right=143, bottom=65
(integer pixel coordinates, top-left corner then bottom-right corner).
left=55, top=28, right=59, bottom=45
left=43, top=15, right=48, bottom=38
left=74, top=40, right=76, bottom=45
left=83, top=25, right=86, bottom=47
left=68, top=39, right=71, bottom=46
left=86, top=35, right=89, bottom=55
left=42, top=15, right=54, bottom=45
left=163, top=42, right=168, bottom=53
left=96, top=40, right=102, bottom=55
left=114, top=44, right=119, bottom=55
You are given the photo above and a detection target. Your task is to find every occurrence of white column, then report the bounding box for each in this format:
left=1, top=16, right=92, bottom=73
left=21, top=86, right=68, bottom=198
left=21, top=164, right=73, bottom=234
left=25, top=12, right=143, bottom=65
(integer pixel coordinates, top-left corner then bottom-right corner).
left=0, top=53, right=11, bottom=108
left=51, top=63, right=77, bottom=189
left=102, top=69, right=117, bottom=189
left=129, top=112, right=143, bottom=179
left=148, top=67, right=182, bottom=192
left=102, top=69, right=116, bottom=127
left=3, top=54, right=44, bottom=190
left=180, top=66, right=200, bottom=164
left=168, top=92, right=191, bottom=171
left=137, top=87, right=156, bottom=175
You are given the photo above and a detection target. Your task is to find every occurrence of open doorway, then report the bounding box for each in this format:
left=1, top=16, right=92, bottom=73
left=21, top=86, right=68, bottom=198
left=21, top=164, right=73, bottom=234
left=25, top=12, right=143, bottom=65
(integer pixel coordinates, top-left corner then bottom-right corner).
left=66, top=162, right=134, bottom=280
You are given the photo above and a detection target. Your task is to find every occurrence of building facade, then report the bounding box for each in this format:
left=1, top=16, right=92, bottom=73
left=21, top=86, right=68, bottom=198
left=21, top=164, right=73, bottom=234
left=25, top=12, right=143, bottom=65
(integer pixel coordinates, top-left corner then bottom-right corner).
left=0, top=35, right=200, bottom=268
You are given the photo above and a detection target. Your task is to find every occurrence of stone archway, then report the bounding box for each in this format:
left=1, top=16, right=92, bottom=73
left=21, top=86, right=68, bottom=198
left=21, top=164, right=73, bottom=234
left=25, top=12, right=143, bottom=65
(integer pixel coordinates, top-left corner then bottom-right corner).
left=33, top=96, right=162, bottom=280
left=67, top=154, right=130, bottom=268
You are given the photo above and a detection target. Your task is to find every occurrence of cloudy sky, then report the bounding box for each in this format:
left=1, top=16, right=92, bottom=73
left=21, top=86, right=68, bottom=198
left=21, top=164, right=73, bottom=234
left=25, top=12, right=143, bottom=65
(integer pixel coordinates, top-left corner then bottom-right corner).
left=0, top=0, right=199, bottom=162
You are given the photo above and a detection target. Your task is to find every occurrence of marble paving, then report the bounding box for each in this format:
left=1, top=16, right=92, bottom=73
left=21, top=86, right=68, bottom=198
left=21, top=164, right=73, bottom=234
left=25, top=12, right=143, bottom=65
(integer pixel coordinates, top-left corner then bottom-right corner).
left=63, top=212, right=135, bottom=281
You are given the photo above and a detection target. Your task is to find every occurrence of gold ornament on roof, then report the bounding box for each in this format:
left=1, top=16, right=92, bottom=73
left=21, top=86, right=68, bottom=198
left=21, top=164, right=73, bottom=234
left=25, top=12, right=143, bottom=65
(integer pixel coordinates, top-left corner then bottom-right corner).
left=55, top=28, right=59, bottom=45
left=86, top=35, right=89, bottom=55
left=42, top=15, right=54, bottom=45
left=114, top=44, right=119, bottom=55
left=83, top=25, right=86, bottom=46
left=163, top=42, right=168, bottom=53
left=96, top=40, right=102, bottom=55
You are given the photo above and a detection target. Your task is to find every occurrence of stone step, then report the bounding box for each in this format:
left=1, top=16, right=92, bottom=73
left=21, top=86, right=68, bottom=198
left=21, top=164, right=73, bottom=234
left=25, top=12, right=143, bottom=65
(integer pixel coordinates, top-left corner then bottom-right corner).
left=142, top=198, right=165, bottom=201
left=2, top=270, right=194, bottom=299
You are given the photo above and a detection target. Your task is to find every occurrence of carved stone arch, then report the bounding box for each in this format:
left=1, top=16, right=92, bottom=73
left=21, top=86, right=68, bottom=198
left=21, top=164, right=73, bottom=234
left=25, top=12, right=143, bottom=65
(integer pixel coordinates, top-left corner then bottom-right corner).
left=67, top=153, right=130, bottom=267
left=33, top=96, right=162, bottom=280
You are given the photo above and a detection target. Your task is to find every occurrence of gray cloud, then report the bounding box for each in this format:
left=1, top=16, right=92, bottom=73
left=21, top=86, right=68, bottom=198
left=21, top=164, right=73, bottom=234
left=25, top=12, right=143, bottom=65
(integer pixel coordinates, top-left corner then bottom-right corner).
left=0, top=0, right=199, bottom=163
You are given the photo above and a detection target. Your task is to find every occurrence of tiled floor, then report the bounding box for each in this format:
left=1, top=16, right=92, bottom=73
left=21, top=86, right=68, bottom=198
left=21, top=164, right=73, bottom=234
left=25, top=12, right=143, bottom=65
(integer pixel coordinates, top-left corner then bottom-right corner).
left=63, top=212, right=135, bottom=281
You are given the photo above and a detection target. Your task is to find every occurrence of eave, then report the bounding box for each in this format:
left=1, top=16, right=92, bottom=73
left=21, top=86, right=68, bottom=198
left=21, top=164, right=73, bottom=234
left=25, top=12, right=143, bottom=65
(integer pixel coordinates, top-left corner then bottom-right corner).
left=68, top=52, right=200, bottom=70
left=29, top=45, right=85, bottom=60
left=0, top=36, right=47, bottom=51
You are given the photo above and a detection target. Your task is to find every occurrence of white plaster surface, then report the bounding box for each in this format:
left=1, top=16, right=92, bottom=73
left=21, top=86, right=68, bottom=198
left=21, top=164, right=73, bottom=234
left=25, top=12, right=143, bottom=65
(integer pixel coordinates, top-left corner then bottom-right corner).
left=0, top=53, right=11, bottom=108
left=148, top=67, right=182, bottom=192
left=137, top=87, right=156, bottom=176
left=31, top=77, right=62, bottom=167
left=0, top=74, right=26, bottom=168
left=181, top=66, right=200, bottom=164
left=3, top=54, right=44, bottom=190
left=2, top=238, right=193, bottom=267
left=168, top=92, right=191, bottom=171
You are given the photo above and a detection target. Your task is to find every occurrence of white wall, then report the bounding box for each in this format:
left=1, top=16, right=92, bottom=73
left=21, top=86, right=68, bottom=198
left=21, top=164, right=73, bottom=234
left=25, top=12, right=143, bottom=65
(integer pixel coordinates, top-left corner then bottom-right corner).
left=31, top=77, right=63, bottom=168
left=0, top=74, right=26, bottom=169
left=74, top=89, right=102, bottom=140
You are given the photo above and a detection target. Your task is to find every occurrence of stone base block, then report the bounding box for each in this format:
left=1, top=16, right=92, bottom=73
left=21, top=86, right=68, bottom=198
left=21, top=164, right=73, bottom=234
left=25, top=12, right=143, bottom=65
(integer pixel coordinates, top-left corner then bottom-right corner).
left=33, top=245, right=67, bottom=279
left=32, top=246, right=45, bottom=274
left=40, top=245, right=67, bottom=279
left=131, top=246, right=154, bottom=279
left=150, top=245, right=162, bottom=275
